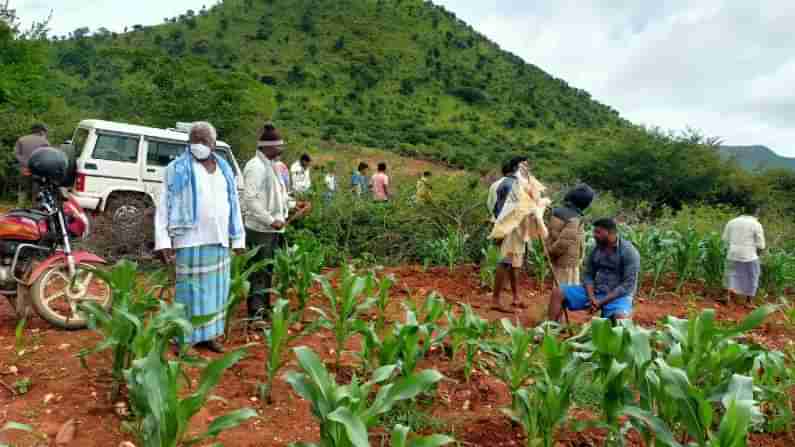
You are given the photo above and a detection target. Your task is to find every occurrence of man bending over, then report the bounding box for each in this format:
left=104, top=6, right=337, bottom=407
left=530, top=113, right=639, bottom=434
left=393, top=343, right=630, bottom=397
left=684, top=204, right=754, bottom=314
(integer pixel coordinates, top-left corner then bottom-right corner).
left=548, top=218, right=640, bottom=322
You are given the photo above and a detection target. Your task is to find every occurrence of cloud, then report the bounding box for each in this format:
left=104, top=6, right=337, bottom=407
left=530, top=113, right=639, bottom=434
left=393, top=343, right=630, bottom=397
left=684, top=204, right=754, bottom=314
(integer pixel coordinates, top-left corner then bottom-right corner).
left=14, top=0, right=795, bottom=155
left=436, top=0, right=795, bottom=155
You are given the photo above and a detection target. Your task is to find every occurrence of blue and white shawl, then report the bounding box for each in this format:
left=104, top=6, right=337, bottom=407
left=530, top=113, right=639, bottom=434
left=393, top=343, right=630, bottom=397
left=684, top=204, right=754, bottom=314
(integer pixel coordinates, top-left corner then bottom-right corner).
left=164, top=149, right=243, bottom=241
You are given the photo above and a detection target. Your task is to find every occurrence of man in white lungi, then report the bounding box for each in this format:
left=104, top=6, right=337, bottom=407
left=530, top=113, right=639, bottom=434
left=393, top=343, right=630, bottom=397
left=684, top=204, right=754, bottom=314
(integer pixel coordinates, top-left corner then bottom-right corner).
left=155, top=122, right=245, bottom=353
left=722, top=208, right=765, bottom=305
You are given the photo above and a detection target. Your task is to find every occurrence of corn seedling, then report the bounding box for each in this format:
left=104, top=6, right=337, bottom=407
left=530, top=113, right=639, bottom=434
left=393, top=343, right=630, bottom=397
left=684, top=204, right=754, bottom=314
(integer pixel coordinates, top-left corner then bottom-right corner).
left=124, top=344, right=256, bottom=447
left=479, top=245, right=500, bottom=290
left=422, top=228, right=469, bottom=272
left=445, top=303, right=490, bottom=382
left=285, top=346, right=444, bottom=447
left=225, top=246, right=269, bottom=338
left=294, top=242, right=328, bottom=315
left=760, top=250, right=795, bottom=298
left=78, top=261, right=162, bottom=399
left=259, top=299, right=319, bottom=404
left=313, top=264, right=375, bottom=370
left=527, top=239, right=549, bottom=291
left=371, top=272, right=395, bottom=332
left=699, top=232, right=727, bottom=293
left=672, top=227, right=701, bottom=292
left=502, top=332, right=585, bottom=447
left=483, top=319, right=537, bottom=399
left=14, top=316, right=26, bottom=356
left=659, top=306, right=778, bottom=397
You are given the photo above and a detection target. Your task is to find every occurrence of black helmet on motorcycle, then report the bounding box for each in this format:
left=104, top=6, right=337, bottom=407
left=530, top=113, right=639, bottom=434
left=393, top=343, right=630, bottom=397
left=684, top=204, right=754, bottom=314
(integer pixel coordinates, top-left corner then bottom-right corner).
left=28, top=147, right=76, bottom=187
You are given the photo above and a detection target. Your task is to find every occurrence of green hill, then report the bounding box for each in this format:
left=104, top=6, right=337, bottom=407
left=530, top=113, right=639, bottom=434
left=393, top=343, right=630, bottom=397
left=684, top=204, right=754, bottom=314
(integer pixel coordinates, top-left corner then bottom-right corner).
left=44, top=0, right=627, bottom=169
left=719, top=145, right=795, bottom=172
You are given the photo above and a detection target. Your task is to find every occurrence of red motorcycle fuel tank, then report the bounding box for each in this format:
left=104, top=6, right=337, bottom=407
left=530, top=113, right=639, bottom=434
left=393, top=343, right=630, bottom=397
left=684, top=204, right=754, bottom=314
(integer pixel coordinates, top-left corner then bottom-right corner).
left=0, top=215, right=42, bottom=241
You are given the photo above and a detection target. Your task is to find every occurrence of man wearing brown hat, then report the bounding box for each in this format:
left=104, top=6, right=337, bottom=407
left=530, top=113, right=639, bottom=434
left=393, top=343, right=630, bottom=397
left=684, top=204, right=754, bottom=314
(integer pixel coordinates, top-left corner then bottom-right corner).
left=15, top=123, right=50, bottom=205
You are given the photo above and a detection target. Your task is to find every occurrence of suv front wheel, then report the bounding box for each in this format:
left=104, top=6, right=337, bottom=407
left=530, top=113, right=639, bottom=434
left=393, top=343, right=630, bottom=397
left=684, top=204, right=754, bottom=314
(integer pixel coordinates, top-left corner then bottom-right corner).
left=104, top=193, right=155, bottom=258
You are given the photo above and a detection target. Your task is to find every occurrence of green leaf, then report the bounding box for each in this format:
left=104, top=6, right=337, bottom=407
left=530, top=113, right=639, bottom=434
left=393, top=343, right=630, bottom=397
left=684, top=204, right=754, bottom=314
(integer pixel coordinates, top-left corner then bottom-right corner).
left=189, top=408, right=258, bottom=443
left=0, top=422, right=33, bottom=433
left=328, top=407, right=369, bottom=447
left=407, top=435, right=455, bottom=447
left=621, top=406, right=682, bottom=447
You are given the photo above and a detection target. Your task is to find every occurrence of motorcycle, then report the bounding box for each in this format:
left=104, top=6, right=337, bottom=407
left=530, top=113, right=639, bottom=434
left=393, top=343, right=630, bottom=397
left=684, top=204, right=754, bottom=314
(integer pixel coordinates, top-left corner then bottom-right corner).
left=0, top=148, right=110, bottom=329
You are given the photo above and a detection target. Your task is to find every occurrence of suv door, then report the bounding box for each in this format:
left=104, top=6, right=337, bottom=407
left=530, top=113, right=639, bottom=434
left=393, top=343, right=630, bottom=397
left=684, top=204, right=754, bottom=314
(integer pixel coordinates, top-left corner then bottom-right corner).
left=84, top=132, right=143, bottom=201
left=143, top=138, right=186, bottom=205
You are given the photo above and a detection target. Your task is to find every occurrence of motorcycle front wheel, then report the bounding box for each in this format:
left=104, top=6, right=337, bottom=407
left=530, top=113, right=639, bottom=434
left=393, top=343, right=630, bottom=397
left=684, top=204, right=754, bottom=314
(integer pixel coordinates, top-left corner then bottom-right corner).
left=30, top=261, right=112, bottom=330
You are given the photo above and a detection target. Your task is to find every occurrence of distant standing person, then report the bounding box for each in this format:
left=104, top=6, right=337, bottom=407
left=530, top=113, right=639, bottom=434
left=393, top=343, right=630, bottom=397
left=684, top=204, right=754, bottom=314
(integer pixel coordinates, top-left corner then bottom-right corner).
left=15, top=123, right=50, bottom=205
left=547, top=218, right=640, bottom=322
left=351, top=162, right=369, bottom=197
left=243, top=123, right=309, bottom=324
left=722, top=208, right=765, bottom=305
left=323, top=163, right=337, bottom=202
left=154, top=122, right=245, bottom=353
left=291, top=153, right=313, bottom=194
left=546, top=184, right=595, bottom=285
left=371, top=162, right=390, bottom=202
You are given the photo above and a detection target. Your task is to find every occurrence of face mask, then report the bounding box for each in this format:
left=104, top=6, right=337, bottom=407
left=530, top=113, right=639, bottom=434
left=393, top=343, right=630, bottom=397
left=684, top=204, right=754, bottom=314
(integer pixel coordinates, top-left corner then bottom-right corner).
left=190, top=143, right=211, bottom=161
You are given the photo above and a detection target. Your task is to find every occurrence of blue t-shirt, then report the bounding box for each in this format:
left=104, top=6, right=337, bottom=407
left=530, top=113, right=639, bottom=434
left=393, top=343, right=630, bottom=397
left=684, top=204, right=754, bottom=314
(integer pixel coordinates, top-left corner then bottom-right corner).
left=351, top=172, right=369, bottom=194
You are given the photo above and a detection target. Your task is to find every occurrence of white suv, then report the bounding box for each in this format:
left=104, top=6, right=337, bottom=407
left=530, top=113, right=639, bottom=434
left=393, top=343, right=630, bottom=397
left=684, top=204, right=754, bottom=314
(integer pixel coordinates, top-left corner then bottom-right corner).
left=68, top=120, right=244, bottom=253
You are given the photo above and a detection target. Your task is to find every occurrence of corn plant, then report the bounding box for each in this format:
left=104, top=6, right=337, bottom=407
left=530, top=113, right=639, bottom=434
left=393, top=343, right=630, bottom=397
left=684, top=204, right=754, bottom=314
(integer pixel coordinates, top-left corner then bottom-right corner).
left=672, top=227, right=702, bottom=292
left=294, top=242, right=328, bottom=315
left=259, top=299, right=319, bottom=404
left=483, top=319, right=537, bottom=399
left=699, top=232, right=727, bottom=292
left=273, top=246, right=300, bottom=304
left=527, top=239, right=548, bottom=291
left=358, top=303, right=444, bottom=377
left=760, top=250, right=795, bottom=298
left=285, top=346, right=444, bottom=447
left=371, top=272, right=395, bottom=332
left=479, top=245, right=500, bottom=290
left=659, top=306, right=778, bottom=397
left=654, top=361, right=761, bottom=447
left=78, top=261, right=162, bottom=399
left=502, top=332, right=585, bottom=447
left=446, top=304, right=490, bottom=382
left=313, top=264, right=375, bottom=370
left=422, top=228, right=469, bottom=272
left=411, top=292, right=450, bottom=348
left=124, top=344, right=257, bottom=447
left=225, top=246, right=269, bottom=338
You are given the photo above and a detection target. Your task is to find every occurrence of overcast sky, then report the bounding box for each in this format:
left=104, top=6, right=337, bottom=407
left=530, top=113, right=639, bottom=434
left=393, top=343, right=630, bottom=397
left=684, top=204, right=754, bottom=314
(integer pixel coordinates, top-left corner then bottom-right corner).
left=14, top=0, right=795, bottom=156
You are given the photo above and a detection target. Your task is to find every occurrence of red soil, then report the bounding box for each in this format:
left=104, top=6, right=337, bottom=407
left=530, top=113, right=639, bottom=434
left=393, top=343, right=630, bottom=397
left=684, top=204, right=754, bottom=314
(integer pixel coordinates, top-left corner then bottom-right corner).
left=1, top=265, right=793, bottom=446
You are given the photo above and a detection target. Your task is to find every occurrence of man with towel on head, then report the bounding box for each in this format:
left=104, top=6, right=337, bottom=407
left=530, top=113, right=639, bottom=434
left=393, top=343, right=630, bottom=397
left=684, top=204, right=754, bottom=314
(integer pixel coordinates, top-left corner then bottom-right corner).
left=489, top=156, right=550, bottom=312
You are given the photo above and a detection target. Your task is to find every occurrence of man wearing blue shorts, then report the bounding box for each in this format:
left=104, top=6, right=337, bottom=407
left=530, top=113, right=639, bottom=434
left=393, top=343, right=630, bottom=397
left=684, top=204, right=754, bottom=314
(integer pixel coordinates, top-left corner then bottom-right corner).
left=548, top=218, right=640, bottom=322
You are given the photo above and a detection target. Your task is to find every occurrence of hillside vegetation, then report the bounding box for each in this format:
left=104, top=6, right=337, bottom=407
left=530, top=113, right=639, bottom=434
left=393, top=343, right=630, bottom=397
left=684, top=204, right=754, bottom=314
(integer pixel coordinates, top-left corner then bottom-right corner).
left=46, top=0, right=628, bottom=169
left=720, top=145, right=795, bottom=172
left=1, top=0, right=794, bottom=212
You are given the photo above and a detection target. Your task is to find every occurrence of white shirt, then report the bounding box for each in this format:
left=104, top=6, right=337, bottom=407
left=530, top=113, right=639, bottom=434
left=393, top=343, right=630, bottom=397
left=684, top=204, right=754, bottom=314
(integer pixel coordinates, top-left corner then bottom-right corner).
left=155, top=160, right=245, bottom=250
left=291, top=161, right=312, bottom=193
left=324, top=174, right=337, bottom=192
left=243, top=152, right=290, bottom=233
left=723, top=215, right=766, bottom=262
